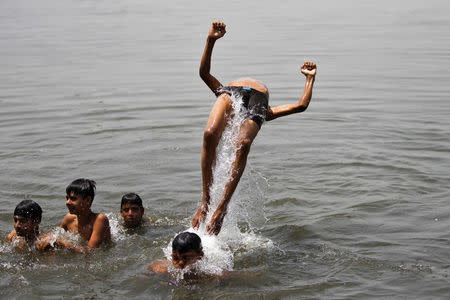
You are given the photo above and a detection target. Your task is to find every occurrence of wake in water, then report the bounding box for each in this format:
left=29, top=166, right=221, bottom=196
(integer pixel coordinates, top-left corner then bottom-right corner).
left=163, top=91, right=274, bottom=279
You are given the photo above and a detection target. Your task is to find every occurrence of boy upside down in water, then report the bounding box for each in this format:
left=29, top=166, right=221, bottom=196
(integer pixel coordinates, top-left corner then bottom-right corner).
left=192, top=21, right=317, bottom=235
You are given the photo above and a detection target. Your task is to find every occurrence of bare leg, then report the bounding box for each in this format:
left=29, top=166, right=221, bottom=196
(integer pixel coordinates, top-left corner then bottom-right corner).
left=192, top=94, right=232, bottom=229
left=206, top=119, right=260, bottom=235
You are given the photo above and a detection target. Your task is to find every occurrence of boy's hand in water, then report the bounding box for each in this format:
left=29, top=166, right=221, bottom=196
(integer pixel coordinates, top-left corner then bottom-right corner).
left=192, top=205, right=208, bottom=229
left=206, top=209, right=226, bottom=235
left=208, top=21, right=226, bottom=41
left=35, top=233, right=55, bottom=251
left=301, top=62, right=317, bottom=77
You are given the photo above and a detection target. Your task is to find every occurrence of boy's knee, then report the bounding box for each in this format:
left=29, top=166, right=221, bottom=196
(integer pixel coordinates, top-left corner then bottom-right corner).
left=203, top=128, right=219, bottom=144
left=237, top=137, right=252, bottom=154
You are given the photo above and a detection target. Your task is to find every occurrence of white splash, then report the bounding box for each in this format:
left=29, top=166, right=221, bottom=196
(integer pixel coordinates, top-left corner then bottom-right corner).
left=106, top=213, right=127, bottom=241
left=164, top=91, right=274, bottom=280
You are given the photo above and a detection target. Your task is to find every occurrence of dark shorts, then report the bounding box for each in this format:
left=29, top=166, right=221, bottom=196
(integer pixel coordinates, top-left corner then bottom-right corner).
left=215, top=86, right=269, bottom=128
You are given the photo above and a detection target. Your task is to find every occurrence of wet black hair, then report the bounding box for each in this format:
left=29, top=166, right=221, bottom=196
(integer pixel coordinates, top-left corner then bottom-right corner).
left=66, top=178, right=96, bottom=200
left=14, top=200, right=42, bottom=222
left=121, top=193, right=143, bottom=208
left=172, top=232, right=203, bottom=254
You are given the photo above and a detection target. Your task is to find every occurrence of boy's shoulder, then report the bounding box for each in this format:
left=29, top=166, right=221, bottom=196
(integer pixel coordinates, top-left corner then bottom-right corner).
left=62, top=213, right=77, bottom=221
left=35, top=232, right=56, bottom=251
left=142, top=216, right=153, bottom=226
left=88, top=213, right=111, bottom=246
left=93, top=213, right=109, bottom=225
left=61, top=213, right=77, bottom=226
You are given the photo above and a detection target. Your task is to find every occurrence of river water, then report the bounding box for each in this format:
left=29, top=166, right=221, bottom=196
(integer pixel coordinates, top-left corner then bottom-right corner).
left=1, top=0, right=449, bottom=299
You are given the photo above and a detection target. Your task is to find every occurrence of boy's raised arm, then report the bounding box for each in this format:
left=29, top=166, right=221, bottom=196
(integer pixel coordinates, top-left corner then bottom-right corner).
left=266, top=62, right=317, bottom=121
left=199, top=21, right=226, bottom=95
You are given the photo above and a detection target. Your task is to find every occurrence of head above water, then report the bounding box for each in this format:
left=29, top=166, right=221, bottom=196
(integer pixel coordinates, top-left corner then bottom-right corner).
left=120, top=193, right=144, bottom=228
left=66, top=178, right=96, bottom=201
left=13, top=199, right=42, bottom=238
left=121, top=193, right=143, bottom=208
left=14, top=199, right=42, bottom=223
left=171, top=232, right=204, bottom=269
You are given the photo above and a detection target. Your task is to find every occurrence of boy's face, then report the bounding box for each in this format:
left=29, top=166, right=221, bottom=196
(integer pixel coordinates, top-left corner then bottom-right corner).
left=171, top=249, right=204, bottom=269
left=121, top=203, right=144, bottom=228
left=14, top=215, right=39, bottom=237
left=66, top=191, right=91, bottom=215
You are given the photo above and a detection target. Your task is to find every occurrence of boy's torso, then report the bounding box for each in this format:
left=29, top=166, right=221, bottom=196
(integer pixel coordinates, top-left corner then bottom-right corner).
left=65, top=213, right=98, bottom=241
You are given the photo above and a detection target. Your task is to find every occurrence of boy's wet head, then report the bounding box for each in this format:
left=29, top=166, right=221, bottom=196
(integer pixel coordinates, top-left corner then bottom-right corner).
left=13, top=200, right=42, bottom=238
left=120, top=193, right=144, bottom=228
left=171, top=232, right=204, bottom=269
left=66, top=178, right=96, bottom=201
left=65, top=179, right=96, bottom=214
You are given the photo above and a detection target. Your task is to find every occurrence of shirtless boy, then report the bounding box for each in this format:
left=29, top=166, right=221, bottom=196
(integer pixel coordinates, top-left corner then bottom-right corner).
left=6, top=199, right=49, bottom=251
left=120, top=192, right=150, bottom=229
left=59, top=178, right=111, bottom=252
left=192, top=21, right=317, bottom=235
left=148, top=232, right=204, bottom=274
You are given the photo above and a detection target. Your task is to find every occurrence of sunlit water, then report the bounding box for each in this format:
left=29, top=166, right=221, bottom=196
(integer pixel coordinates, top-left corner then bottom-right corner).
left=1, top=0, right=450, bottom=299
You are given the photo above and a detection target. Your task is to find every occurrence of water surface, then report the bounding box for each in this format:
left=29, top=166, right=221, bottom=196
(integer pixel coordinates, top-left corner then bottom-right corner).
left=1, top=0, right=450, bottom=299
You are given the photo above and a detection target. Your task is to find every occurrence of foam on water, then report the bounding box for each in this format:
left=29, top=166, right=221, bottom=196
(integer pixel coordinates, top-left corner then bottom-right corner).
left=163, top=91, right=274, bottom=279
left=106, top=213, right=128, bottom=242
left=49, top=227, right=82, bottom=246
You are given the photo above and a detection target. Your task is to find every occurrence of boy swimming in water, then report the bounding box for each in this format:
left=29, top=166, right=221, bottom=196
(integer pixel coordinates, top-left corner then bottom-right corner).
left=58, top=178, right=111, bottom=252
left=148, top=232, right=204, bottom=273
left=6, top=199, right=48, bottom=250
left=192, top=21, right=317, bottom=235
left=120, top=192, right=150, bottom=229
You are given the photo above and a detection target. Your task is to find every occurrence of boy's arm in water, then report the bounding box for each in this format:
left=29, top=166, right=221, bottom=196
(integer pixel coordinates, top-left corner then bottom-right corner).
left=7, top=230, right=52, bottom=252
left=56, top=214, right=87, bottom=252
left=53, top=239, right=87, bottom=253
left=148, top=259, right=170, bottom=274
left=265, top=62, right=317, bottom=121
left=199, top=21, right=226, bottom=94
left=34, top=232, right=60, bottom=252
left=6, top=231, right=29, bottom=251
left=146, top=259, right=248, bottom=279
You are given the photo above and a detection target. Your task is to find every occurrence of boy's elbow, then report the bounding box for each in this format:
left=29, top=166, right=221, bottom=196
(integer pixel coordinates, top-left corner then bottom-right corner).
left=199, top=70, right=208, bottom=80
left=295, top=105, right=307, bottom=113
left=265, top=113, right=276, bottom=122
